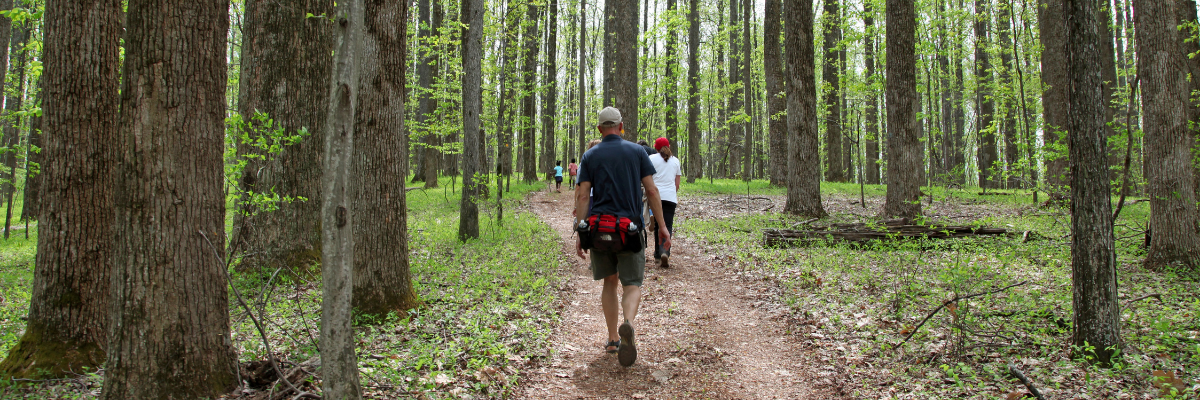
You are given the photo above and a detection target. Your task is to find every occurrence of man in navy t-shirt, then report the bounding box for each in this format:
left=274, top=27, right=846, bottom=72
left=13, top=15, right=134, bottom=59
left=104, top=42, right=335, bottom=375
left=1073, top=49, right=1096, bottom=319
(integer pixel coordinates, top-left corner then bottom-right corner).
left=574, top=106, right=671, bottom=367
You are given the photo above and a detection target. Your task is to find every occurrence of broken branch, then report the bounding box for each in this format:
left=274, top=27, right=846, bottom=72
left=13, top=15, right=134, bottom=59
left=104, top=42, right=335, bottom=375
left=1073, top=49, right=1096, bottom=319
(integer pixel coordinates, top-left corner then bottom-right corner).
left=1007, top=363, right=1048, bottom=400
left=897, top=281, right=1030, bottom=348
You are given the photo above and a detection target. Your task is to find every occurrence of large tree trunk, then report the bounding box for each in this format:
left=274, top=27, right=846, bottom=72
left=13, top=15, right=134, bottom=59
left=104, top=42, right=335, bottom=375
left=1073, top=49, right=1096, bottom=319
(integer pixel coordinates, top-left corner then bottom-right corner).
left=975, top=0, right=998, bottom=189
left=231, top=0, right=333, bottom=270
left=864, top=2, right=880, bottom=185
left=784, top=0, right=826, bottom=218
left=319, top=0, right=363, bottom=396
left=521, top=1, right=540, bottom=182
left=1177, top=0, right=1200, bottom=202
left=352, top=0, right=416, bottom=317
left=0, top=0, right=118, bottom=379
left=605, top=0, right=639, bottom=141
left=459, top=0, right=483, bottom=241
left=1066, top=0, right=1121, bottom=366
left=1039, top=0, right=1069, bottom=196
left=1140, top=0, right=1200, bottom=269
left=765, top=0, right=785, bottom=186
left=822, top=0, right=844, bottom=183
left=102, top=0, right=237, bottom=397
left=882, top=0, right=921, bottom=218
left=542, top=0, right=559, bottom=178
left=687, top=0, right=701, bottom=183
left=416, top=0, right=436, bottom=188
left=578, top=0, right=588, bottom=159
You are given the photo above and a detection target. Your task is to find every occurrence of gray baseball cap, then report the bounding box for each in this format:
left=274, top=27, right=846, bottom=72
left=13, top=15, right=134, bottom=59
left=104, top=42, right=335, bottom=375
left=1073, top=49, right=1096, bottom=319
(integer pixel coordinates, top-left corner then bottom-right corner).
left=598, top=106, right=622, bottom=126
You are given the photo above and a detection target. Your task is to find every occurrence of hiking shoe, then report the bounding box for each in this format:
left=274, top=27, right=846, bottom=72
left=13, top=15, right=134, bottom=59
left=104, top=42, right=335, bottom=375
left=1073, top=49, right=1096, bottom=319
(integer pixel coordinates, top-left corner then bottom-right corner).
left=618, top=321, right=637, bottom=366
left=659, top=254, right=670, bottom=269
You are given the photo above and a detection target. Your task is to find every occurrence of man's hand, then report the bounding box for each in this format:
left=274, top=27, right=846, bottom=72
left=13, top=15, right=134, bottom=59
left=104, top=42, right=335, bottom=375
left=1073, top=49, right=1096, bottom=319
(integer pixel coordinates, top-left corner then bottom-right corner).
left=576, top=238, right=588, bottom=260
left=658, top=227, right=672, bottom=251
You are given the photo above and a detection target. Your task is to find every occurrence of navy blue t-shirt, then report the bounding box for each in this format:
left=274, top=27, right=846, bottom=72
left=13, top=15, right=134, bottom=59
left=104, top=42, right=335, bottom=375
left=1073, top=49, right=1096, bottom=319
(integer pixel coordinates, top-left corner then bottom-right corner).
left=577, top=134, right=657, bottom=225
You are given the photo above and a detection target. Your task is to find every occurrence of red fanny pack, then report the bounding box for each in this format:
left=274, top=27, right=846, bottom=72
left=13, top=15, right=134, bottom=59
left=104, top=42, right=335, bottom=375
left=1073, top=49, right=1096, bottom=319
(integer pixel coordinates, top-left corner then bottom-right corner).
left=587, top=214, right=634, bottom=252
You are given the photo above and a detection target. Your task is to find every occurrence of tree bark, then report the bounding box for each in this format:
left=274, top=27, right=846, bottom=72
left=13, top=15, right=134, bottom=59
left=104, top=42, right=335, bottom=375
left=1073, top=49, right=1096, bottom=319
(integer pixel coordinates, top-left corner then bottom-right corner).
left=1040, top=0, right=1069, bottom=195
left=498, top=1, right=519, bottom=177
left=1139, top=0, right=1200, bottom=269
left=578, top=0, right=588, bottom=159
left=999, top=5, right=1019, bottom=188
left=822, top=0, right=844, bottom=183
left=882, top=0, right=922, bottom=218
left=605, top=0, right=639, bottom=141
left=975, top=0, right=998, bottom=189
left=1066, top=0, right=1121, bottom=366
left=2, top=20, right=29, bottom=239
left=232, top=0, right=334, bottom=270
left=765, top=0, right=785, bottom=185
left=865, top=2, right=880, bottom=185
left=687, top=0, right=701, bottom=183
left=784, top=0, right=826, bottom=218
left=740, top=0, right=753, bottom=181
left=102, top=0, right=237, bottom=397
left=319, top=0, right=364, bottom=397
left=0, top=0, right=118, bottom=379
left=521, top=1, right=540, bottom=182
left=1177, top=0, right=1200, bottom=202
left=350, top=0, right=416, bottom=317
left=666, top=0, right=679, bottom=149
left=542, top=0, right=559, bottom=178
left=19, top=84, right=39, bottom=222
left=459, top=0, right=483, bottom=241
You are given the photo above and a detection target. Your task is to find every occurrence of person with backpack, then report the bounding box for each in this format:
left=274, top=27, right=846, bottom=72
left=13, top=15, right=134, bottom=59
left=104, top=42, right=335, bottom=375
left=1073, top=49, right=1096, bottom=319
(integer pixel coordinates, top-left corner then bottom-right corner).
left=574, top=107, right=671, bottom=367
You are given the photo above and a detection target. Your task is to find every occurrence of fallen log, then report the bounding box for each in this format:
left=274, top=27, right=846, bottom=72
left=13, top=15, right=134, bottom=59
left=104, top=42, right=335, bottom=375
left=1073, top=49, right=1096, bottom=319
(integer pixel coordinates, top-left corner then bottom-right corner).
left=763, top=221, right=1023, bottom=247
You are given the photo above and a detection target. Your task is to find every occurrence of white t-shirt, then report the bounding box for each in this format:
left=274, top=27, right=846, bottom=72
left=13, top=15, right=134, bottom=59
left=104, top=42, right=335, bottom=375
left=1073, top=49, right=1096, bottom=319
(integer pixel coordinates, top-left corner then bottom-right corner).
left=650, top=155, right=682, bottom=203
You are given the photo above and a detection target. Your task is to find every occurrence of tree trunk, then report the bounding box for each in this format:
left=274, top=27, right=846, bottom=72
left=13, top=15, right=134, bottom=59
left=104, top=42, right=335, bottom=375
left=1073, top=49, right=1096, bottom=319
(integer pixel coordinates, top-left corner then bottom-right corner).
left=1177, top=0, right=1200, bottom=202
left=1067, top=0, right=1121, bottom=366
left=882, top=0, right=921, bottom=218
left=822, top=0, right=844, bottom=183
left=102, top=0, right=237, bottom=397
left=784, top=0, right=826, bottom=218
left=864, top=2, right=880, bottom=185
left=319, top=0, right=365, bottom=397
left=1139, top=0, right=1200, bottom=269
left=19, top=84, right=39, bottom=222
left=459, top=0, right=483, bottom=241
left=498, top=1, right=519, bottom=177
left=998, top=6, right=1018, bottom=188
left=521, top=1, right=540, bottom=183
left=350, top=0, right=417, bottom=317
left=952, top=0, right=967, bottom=185
left=740, top=0, right=753, bottom=181
left=605, top=0, right=639, bottom=141
left=542, top=0, right=559, bottom=178
left=578, top=0, right=587, bottom=159
left=2, top=20, right=29, bottom=239
left=1039, top=0, right=1069, bottom=195
left=231, top=0, right=333, bottom=270
left=665, top=0, right=679, bottom=150
left=416, top=0, right=436, bottom=188
left=687, top=0, right=701, bottom=183
left=0, top=0, right=118, bottom=379
left=765, top=0, right=785, bottom=186
left=975, top=0, right=998, bottom=189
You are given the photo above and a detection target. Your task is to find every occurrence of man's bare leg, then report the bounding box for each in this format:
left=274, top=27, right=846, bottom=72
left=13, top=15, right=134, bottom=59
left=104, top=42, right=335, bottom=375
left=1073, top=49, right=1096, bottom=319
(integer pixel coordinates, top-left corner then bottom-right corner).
left=602, top=274, right=621, bottom=344
left=621, top=285, right=642, bottom=323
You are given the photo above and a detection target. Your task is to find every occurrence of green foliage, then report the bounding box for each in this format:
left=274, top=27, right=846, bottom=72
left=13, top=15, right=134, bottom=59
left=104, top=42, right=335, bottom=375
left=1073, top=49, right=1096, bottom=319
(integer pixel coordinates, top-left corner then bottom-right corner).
left=224, top=110, right=310, bottom=217
left=0, top=225, right=36, bottom=364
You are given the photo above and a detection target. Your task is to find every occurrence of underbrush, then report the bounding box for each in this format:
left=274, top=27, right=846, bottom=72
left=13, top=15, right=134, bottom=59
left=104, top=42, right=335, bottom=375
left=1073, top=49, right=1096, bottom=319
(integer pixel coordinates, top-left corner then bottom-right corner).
left=683, top=191, right=1198, bottom=399
left=0, top=178, right=567, bottom=399
left=0, top=225, right=36, bottom=364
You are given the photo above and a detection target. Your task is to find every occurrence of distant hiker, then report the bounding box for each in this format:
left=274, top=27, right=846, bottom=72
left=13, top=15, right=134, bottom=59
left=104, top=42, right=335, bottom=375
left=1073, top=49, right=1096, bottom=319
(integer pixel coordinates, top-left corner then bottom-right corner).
left=650, top=137, right=681, bottom=268
left=568, top=158, right=579, bottom=188
left=636, top=139, right=658, bottom=156
left=553, top=160, right=564, bottom=192
left=574, top=106, right=671, bottom=367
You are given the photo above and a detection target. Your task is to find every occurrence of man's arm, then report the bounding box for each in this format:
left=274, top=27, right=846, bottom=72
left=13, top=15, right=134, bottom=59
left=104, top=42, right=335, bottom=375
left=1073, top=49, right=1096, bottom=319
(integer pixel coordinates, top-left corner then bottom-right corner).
left=642, top=176, right=672, bottom=250
left=574, top=181, right=592, bottom=259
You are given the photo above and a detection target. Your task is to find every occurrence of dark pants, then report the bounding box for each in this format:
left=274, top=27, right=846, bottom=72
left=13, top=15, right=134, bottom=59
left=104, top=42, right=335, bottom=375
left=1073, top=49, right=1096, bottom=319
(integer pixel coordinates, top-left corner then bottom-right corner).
left=653, top=200, right=677, bottom=259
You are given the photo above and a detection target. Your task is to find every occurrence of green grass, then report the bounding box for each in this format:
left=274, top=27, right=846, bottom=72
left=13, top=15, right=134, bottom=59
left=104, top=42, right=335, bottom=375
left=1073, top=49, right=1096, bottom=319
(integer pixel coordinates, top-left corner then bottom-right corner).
left=225, top=176, right=563, bottom=398
left=0, top=224, right=36, bottom=364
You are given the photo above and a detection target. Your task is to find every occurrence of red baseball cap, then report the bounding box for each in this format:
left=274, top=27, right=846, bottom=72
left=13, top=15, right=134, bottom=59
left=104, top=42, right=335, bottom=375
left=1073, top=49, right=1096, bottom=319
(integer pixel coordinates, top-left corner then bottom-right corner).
left=654, top=137, right=669, bottom=150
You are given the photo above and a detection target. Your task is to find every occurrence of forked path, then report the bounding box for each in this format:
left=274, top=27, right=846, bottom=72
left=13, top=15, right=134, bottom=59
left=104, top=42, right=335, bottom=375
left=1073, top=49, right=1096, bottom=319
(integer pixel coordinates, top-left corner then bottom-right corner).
left=518, top=191, right=823, bottom=399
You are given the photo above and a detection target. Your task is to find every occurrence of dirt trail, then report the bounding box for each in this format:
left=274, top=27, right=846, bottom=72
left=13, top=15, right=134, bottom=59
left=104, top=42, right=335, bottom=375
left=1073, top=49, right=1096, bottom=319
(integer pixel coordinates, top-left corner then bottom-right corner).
left=517, top=191, right=826, bottom=399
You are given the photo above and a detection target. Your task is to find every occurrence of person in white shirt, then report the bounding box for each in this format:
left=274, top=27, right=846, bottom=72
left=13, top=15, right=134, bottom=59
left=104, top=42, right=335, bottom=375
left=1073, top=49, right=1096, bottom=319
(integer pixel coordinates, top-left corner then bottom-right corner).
left=650, top=137, right=682, bottom=268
